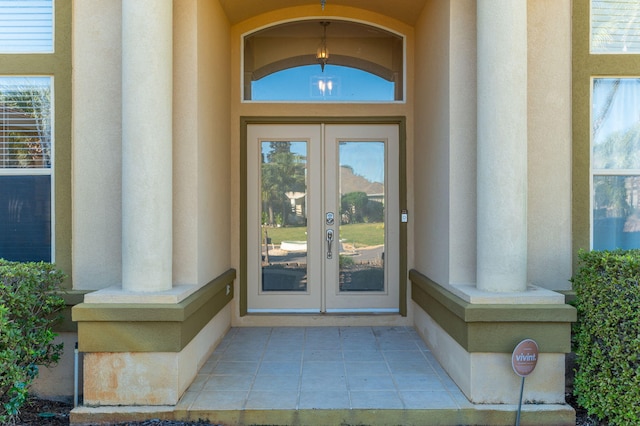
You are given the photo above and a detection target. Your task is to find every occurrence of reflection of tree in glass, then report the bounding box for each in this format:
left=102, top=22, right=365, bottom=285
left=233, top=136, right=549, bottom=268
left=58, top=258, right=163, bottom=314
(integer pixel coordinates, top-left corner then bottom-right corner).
left=341, top=191, right=383, bottom=224
left=592, top=79, right=640, bottom=170
left=594, top=176, right=631, bottom=219
left=0, top=84, right=51, bottom=169
left=261, top=141, right=306, bottom=226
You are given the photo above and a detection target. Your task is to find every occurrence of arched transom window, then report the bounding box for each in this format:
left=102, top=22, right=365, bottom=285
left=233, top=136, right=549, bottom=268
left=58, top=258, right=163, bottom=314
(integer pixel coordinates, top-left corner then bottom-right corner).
left=243, top=20, right=404, bottom=102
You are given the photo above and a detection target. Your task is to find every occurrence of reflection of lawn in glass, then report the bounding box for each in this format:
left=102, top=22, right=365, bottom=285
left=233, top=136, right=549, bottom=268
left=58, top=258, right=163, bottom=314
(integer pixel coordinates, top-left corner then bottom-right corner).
left=264, top=222, right=384, bottom=248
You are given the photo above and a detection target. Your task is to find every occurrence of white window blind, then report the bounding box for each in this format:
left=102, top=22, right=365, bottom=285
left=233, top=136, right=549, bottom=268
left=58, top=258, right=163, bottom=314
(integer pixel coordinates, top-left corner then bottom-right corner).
left=0, top=0, right=53, bottom=53
left=0, top=77, right=52, bottom=169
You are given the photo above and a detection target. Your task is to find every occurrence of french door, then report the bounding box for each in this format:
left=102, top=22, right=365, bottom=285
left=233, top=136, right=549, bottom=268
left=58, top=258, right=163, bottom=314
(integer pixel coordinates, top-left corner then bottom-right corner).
left=247, top=123, right=399, bottom=313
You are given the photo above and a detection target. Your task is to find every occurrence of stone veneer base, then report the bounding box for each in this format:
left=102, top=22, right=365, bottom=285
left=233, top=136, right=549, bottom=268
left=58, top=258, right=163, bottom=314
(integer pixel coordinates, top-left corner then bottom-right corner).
left=413, top=302, right=566, bottom=404
left=83, top=304, right=230, bottom=406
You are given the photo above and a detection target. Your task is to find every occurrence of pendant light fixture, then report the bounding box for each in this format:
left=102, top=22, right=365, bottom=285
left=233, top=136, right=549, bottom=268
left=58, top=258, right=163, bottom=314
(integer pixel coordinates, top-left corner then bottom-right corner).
left=316, top=21, right=330, bottom=72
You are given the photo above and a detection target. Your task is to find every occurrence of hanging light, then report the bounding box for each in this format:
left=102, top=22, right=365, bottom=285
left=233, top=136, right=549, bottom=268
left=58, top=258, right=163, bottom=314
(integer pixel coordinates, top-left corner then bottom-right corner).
left=316, top=22, right=330, bottom=72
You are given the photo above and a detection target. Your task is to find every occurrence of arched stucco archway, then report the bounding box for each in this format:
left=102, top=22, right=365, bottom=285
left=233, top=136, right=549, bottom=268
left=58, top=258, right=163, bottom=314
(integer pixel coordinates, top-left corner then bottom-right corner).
left=242, top=19, right=404, bottom=100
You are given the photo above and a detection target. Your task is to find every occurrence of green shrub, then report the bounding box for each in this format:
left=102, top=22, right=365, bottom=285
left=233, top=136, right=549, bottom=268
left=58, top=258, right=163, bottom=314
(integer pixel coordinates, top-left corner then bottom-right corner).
left=571, top=249, right=640, bottom=425
left=0, top=260, right=65, bottom=424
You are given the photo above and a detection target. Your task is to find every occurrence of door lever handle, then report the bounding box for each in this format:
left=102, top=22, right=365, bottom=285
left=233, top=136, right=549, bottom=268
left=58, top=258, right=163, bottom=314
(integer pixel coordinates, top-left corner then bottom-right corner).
left=326, top=229, right=334, bottom=259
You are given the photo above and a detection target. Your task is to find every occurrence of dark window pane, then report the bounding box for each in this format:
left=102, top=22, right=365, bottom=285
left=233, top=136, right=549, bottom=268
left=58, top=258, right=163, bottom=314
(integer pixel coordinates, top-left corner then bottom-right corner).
left=0, top=175, right=51, bottom=262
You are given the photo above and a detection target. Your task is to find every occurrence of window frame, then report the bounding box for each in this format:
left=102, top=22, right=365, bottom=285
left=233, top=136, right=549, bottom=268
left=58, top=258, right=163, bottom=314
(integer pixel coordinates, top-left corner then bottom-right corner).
left=0, top=76, right=54, bottom=262
left=573, top=0, right=640, bottom=263
left=0, top=1, right=71, bottom=280
left=241, top=19, right=406, bottom=104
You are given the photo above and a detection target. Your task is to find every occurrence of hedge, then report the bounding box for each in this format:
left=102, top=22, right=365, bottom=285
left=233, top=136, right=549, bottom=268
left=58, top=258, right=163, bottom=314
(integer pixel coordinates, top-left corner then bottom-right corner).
left=0, top=259, right=65, bottom=424
left=572, top=249, right=640, bottom=425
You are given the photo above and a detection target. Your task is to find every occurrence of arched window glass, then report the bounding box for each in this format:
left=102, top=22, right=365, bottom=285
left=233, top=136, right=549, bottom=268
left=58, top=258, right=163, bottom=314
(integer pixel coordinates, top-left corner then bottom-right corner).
left=251, top=64, right=395, bottom=101
left=244, top=20, right=404, bottom=102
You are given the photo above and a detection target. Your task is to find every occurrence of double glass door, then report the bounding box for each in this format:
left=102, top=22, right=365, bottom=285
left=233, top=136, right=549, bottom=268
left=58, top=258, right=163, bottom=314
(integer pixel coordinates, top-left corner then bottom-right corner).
left=247, top=124, right=399, bottom=313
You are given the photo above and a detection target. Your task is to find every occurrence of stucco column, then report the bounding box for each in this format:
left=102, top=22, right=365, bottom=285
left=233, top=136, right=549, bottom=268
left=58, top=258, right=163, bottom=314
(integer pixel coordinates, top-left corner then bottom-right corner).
left=121, top=0, right=173, bottom=292
left=476, top=0, right=527, bottom=292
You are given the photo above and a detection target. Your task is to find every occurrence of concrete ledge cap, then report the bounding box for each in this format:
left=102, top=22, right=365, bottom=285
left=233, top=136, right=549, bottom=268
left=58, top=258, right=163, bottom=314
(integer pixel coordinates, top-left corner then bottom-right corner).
left=84, top=284, right=199, bottom=304
left=443, top=283, right=565, bottom=304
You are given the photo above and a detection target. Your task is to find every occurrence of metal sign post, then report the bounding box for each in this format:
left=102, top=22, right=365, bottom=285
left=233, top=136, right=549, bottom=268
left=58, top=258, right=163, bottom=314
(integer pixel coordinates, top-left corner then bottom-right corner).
left=511, top=339, right=539, bottom=426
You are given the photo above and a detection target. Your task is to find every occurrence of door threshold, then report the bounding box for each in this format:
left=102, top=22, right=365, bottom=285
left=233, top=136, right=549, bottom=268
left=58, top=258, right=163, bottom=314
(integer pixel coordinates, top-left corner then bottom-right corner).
left=246, top=308, right=400, bottom=315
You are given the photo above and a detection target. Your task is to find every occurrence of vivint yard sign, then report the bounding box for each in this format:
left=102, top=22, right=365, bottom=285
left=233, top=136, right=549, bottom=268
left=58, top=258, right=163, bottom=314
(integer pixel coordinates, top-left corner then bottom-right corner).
left=512, top=339, right=539, bottom=426
left=512, top=339, right=539, bottom=377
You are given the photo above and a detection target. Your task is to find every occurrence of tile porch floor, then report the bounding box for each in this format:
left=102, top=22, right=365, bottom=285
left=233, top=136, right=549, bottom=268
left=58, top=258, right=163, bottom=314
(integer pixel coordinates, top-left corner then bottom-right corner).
left=176, top=326, right=472, bottom=412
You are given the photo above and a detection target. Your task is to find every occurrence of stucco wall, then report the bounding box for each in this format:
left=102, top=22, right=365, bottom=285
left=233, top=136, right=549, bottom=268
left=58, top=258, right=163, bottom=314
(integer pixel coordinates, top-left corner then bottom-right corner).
left=413, top=1, right=454, bottom=287
left=448, top=2, right=477, bottom=286
left=72, top=0, right=232, bottom=291
left=413, top=1, right=572, bottom=291
left=173, top=0, right=232, bottom=285
left=72, top=0, right=123, bottom=290
left=527, top=0, right=572, bottom=290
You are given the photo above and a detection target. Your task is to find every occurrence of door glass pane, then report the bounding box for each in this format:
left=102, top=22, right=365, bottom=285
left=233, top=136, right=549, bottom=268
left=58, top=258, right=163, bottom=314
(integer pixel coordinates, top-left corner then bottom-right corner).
left=261, top=141, right=308, bottom=291
left=338, top=141, right=385, bottom=292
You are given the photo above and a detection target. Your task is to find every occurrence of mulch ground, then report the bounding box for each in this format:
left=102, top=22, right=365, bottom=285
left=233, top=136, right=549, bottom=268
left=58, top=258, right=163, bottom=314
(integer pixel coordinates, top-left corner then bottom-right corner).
left=13, top=397, right=213, bottom=426
left=13, top=393, right=604, bottom=426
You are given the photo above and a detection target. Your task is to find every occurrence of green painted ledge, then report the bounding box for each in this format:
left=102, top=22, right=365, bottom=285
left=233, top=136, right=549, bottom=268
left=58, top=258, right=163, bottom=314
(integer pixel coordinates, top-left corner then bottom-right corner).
left=409, top=269, right=576, bottom=353
left=55, top=290, right=91, bottom=333
left=72, top=269, right=235, bottom=353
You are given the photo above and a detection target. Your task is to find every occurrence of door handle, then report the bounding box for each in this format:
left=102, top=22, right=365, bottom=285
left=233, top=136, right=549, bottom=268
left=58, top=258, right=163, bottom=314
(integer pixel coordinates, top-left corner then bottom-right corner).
left=326, top=229, right=334, bottom=259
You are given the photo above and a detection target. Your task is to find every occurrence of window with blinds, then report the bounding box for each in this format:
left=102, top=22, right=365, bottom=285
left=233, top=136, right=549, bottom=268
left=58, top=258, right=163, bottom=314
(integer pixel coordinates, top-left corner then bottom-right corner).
left=0, top=77, right=52, bottom=262
left=591, top=0, right=640, bottom=53
left=0, top=0, right=53, bottom=53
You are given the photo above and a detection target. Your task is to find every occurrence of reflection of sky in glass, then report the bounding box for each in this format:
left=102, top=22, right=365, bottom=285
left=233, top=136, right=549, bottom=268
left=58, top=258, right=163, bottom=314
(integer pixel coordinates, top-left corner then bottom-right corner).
left=340, top=142, right=384, bottom=183
left=260, top=140, right=384, bottom=183
left=261, top=141, right=307, bottom=162
left=252, top=65, right=394, bottom=101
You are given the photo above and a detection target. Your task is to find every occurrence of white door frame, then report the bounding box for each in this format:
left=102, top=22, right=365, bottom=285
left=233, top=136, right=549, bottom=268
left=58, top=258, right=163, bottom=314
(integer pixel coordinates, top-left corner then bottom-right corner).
left=240, top=117, right=408, bottom=317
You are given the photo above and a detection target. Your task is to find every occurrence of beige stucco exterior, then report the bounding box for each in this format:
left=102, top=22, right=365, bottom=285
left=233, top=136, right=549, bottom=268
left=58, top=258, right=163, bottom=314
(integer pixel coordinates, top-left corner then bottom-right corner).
left=412, top=1, right=572, bottom=291
left=13, top=0, right=576, bottom=417
left=71, top=0, right=572, bottom=297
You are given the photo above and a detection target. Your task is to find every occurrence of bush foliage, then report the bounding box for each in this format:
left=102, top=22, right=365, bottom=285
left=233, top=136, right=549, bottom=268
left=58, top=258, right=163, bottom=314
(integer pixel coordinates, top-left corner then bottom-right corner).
left=0, top=260, right=65, bottom=424
left=572, top=249, right=640, bottom=425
